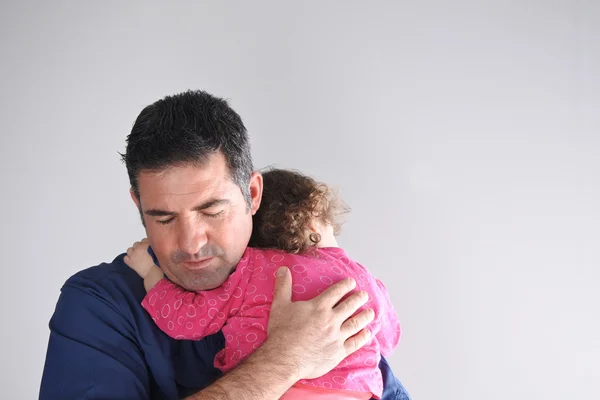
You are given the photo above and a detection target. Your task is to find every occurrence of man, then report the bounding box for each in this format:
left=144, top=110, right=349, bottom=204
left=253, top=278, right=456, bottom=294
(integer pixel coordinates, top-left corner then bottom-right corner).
left=39, top=90, right=411, bottom=399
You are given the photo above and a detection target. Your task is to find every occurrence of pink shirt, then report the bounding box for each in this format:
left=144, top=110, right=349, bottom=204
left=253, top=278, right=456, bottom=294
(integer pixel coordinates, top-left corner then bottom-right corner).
left=142, top=247, right=401, bottom=398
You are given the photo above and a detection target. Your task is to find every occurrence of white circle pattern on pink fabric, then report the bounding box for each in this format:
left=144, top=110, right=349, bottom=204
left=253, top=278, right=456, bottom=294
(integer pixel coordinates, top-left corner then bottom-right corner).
left=247, top=284, right=257, bottom=295
left=253, top=294, right=268, bottom=303
left=161, top=304, right=170, bottom=318
left=184, top=292, right=194, bottom=305
left=270, top=254, right=284, bottom=262
left=232, top=287, right=243, bottom=298
left=194, top=297, right=206, bottom=307
left=320, top=276, right=333, bottom=285
left=330, top=265, right=344, bottom=275
left=292, top=264, right=306, bottom=273
left=292, top=284, right=306, bottom=294
left=332, top=376, right=346, bottom=385
left=251, top=323, right=265, bottom=331
left=186, top=305, right=196, bottom=317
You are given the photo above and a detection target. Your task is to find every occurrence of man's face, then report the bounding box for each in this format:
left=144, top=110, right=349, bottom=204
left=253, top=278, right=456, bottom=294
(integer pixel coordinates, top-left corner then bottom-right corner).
left=131, top=152, right=262, bottom=291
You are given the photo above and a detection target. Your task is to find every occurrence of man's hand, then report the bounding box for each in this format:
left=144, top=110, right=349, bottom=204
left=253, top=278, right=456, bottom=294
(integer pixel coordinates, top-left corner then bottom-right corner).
left=265, top=266, right=375, bottom=381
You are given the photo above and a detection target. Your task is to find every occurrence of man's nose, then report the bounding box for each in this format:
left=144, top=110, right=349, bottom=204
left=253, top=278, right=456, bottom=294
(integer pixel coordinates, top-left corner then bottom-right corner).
left=177, top=218, right=208, bottom=255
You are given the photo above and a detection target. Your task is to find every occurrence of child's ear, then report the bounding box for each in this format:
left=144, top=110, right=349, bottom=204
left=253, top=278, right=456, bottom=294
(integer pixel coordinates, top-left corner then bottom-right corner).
left=307, top=218, right=322, bottom=233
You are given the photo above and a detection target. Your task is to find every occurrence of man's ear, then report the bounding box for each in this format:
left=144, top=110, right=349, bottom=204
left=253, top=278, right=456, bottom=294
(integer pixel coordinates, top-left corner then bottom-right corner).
left=248, top=172, right=263, bottom=215
left=130, top=188, right=140, bottom=208
left=130, top=188, right=146, bottom=227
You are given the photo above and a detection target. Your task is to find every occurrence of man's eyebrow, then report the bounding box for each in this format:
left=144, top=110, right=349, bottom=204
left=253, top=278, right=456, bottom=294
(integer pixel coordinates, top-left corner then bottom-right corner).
left=144, top=209, right=176, bottom=217
left=193, top=199, right=230, bottom=211
left=144, top=199, right=230, bottom=217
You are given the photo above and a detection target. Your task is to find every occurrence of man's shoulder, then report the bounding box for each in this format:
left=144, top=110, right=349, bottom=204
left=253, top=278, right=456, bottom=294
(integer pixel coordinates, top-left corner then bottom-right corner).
left=61, top=253, right=146, bottom=311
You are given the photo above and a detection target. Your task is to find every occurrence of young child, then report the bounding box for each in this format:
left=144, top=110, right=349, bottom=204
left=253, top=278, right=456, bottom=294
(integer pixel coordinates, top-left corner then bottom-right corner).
left=125, top=168, right=401, bottom=400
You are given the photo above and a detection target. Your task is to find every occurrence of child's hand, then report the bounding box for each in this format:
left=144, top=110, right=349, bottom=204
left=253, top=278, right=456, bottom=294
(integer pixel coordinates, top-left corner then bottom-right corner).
left=124, top=238, right=156, bottom=279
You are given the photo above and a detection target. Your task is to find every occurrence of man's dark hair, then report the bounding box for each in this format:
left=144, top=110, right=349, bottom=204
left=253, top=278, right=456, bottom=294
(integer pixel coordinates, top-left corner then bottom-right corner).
left=121, top=90, right=253, bottom=207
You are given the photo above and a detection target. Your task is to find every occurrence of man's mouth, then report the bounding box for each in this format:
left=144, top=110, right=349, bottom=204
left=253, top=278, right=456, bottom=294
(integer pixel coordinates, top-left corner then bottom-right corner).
left=181, top=257, right=214, bottom=270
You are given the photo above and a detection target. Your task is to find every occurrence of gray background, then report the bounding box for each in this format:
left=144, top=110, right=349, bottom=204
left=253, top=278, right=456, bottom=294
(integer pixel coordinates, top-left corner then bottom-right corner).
left=1, top=1, right=599, bottom=399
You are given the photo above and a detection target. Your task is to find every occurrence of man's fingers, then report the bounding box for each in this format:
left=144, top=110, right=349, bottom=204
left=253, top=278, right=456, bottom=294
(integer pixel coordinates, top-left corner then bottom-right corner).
left=340, top=308, right=375, bottom=337
left=272, top=267, right=292, bottom=305
left=333, top=289, right=368, bottom=321
left=344, top=328, right=372, bottom=356
left=316, top=278, right=357, bottom=309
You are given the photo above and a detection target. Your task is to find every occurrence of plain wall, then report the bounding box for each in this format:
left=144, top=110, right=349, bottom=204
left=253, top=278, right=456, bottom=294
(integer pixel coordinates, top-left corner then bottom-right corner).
left=1, top=1, right=598, bottom=399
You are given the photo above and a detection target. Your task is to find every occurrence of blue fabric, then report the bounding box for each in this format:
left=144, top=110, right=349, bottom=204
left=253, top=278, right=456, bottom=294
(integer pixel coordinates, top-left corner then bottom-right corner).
left=39, top=254, right=411, bottom=399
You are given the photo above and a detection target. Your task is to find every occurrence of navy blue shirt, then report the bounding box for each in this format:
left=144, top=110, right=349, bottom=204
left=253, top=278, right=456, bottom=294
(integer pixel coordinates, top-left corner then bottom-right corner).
left=39, top=254, right=411, bottom=399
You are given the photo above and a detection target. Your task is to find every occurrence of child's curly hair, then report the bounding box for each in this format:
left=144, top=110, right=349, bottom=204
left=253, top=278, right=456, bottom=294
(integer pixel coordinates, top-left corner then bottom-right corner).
left=249, top=168, right=350, bottom=254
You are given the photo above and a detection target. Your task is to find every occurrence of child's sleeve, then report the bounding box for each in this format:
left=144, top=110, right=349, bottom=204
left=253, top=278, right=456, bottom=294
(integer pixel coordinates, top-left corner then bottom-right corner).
left=374, top=278, right=402, bottom=357
left=141, top=278, right=233, bottom=340
left=214, top=304, right=270, bottom=373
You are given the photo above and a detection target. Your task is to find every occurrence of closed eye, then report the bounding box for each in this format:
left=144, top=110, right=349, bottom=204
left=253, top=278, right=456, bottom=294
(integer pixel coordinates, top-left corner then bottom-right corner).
left=205, top=210, right=224, bottom=219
